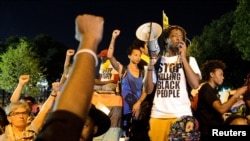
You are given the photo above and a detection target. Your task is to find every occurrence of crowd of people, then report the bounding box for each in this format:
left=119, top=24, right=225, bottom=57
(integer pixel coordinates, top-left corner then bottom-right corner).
left=0, top=13, right=249, bottom=141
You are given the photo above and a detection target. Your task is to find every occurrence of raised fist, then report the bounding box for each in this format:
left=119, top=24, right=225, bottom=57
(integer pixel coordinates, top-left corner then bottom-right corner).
left=75, top=14, right=104, bottom=44
left=52, top=82, right=61, bottom=92
left=19, top=75, right=30, bottom=86
left=66, top=49, right=75, bottom=56
left=112, top=29, right=120, bottom=38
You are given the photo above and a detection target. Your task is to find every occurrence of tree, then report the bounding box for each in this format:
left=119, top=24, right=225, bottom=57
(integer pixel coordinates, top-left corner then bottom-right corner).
left=0, top=37, right=46, bottom=96
left=188, top=11, right=250, bottom=89
left=32, top=34, right=69, bottom=85
left=231, top=0, right=250, bottom=61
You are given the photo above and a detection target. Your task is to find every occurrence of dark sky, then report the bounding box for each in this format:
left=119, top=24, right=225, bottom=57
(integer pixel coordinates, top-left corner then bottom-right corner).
left=0, top=0, right=237, bottom=62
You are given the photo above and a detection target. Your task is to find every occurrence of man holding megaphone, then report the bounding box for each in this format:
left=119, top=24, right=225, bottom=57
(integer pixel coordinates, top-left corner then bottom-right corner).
left=142, top=24, right=202, bottom=141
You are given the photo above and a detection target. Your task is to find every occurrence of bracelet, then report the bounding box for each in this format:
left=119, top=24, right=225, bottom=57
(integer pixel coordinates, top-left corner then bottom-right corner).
left=74, top=49, right=98, bottom=67
left=147, top=69, right=153, bottom=71
left=50, top=94, right=57, bottom=97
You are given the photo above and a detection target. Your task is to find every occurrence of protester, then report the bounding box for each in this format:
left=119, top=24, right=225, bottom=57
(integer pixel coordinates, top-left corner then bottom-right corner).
left=144, top=25, right=201, bottom=140
left=80, top=104, right=111, bottom=141
left=94, top=49, right=119, bottom=91
left=107, top=29, right=147, bottom=139
left=0, top=79, right=59, bottom=140
left=10, top=75, right=37, bottom=123
left=10, top=75, right=31, bottom=104
left=195, top=60, right=248, bottom=140
left=93, top=30, right=123, bottom=141
left=128, top=38, right=152, bottom=141
left=133, top=39, right=149, bottom=69
left=35, top=14, right=105, bottom=141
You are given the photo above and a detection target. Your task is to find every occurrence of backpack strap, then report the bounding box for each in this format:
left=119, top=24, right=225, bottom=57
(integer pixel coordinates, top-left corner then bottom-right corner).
left=121, top=66, right=127, bottom=79
left=116, top=66, right=127, bottom=95
left=154, top=56, right=162, bottom=74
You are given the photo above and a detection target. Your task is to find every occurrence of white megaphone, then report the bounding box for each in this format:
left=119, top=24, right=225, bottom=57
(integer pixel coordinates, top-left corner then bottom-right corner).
left=136, top=22, right=162, bottom=55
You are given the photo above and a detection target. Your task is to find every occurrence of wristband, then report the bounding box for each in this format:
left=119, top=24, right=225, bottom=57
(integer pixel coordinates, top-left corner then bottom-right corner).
left=50, top=94, right=57, bottom=97
left=74, top=49, right=98, bottom=67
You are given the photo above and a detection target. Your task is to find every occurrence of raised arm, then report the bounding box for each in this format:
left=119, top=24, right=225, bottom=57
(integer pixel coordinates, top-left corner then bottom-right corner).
left=213, top=86, right=248, bottom=114
left=64, top=49, right=75, bottom=68
left=54, top=14, right=104, bottom=119
left=32, top=82, right=60, bottom=132
left=107, top=29, right=123, bottom=75
left=35, top=14, right=104, bottom=141
left=10, top=75, right=30, bottom=103
left=179, top=42, right=201, bottom=89
left=59, top=49, right=75, bottom=85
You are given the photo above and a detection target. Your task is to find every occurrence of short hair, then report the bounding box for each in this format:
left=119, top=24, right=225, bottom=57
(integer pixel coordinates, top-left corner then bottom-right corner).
left=127, top=44, right=141, bottom=55
left=200, top=60, right=226, bottom=81
left=5, top=101, right=31, bottom=116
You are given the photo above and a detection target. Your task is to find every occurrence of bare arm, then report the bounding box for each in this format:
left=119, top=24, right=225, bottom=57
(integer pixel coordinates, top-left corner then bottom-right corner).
left=132, top=87, right=148, bottom=118
left=179, top=41, right=200, bottom=89
left=107, top=29, right=123, bottom=75
left=53, top=14, right=104, bottom=120
left=64, top=49, right=75, bottom=68
left=59, top=49, right=75, bottom=85
left=213, top=86, right=248, bottom=114
left=32, top=82, right=60, bottom=132
left=144, top=58, right=158, bottom=94
left=10, top=75, right=30, bottom=103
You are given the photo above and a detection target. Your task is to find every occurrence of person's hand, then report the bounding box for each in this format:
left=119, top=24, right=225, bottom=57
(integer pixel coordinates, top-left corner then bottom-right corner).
left=148, top=55, right=160, bottom=67
left=132, top=101, right=141, bottom=119
left=178, top=41, right=187, bottom=60
left=19, top=75, right=30, bottom=86
left=52, top=82, right=60, bottom=92
left=66, top=49, right=75, bottom=56
left=75, top=14, right=104, bottom=46
left=236, top=86, right=248, bottom=96
left=112, top=29, right=120, bottom=39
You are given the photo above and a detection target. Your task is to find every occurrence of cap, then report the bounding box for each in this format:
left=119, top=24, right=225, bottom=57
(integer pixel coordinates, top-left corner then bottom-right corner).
left=97, top=49, right=108, bottom=58
left=89, top=104, right=111, bottom=137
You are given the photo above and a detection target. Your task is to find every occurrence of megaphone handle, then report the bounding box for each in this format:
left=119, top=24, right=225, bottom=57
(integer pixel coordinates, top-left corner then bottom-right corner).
left=147, top=22, right=152, bottom=42
left=147, top=22, right=153, bottom=56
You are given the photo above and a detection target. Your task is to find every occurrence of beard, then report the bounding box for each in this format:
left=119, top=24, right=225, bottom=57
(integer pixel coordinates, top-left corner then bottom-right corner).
left=164, top=38, right=179, bottom=55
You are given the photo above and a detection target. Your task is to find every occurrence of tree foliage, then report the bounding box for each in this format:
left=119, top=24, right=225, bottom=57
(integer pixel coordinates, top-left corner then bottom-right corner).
left=0, top=37, right=46, bottom=96
left=231, top=0, right=250, bottom=61
left=32, top=35, right=69, bottom=85
left=188, top=11, right=250, bottom=89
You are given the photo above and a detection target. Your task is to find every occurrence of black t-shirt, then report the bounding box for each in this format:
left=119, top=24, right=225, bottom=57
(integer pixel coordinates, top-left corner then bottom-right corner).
left=35, top=110, right=84, bottom=141
left=196, top=83, right=224, bottom=136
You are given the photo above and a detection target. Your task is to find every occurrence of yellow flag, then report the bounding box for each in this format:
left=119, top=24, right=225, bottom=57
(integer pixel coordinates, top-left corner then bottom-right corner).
left=162, top=10, right=169, bottom=30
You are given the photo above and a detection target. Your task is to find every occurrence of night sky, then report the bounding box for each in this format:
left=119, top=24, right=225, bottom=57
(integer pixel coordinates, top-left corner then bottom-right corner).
left=0, top=0, right=237, bottom=63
